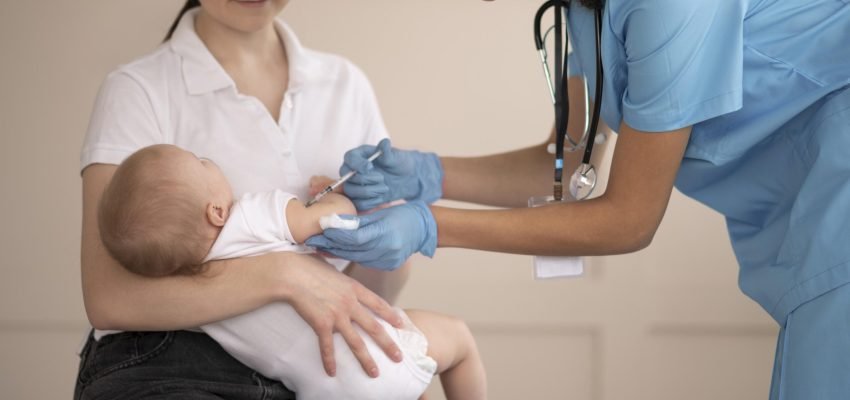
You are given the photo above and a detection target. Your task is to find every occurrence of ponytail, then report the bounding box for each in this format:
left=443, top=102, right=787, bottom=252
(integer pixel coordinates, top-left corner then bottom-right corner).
left=164, top=0, right=201, bottom=42
left=578, top=0, right=605, bottom=10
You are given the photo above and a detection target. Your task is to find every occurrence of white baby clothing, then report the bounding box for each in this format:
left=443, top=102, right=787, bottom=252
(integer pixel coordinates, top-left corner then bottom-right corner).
left=203, top=190, right=312, bottom=262
left=201, top=189, right=436, bottom=399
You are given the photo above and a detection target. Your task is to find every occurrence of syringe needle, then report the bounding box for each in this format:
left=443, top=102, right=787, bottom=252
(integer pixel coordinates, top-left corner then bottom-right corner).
left=305, top=149, right=383, bottom=208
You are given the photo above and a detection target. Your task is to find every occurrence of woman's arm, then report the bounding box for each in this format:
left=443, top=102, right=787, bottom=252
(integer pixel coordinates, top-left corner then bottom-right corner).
left=81, top=164, right=403, bottom=375
left=82, top=164, right=289, bottom=329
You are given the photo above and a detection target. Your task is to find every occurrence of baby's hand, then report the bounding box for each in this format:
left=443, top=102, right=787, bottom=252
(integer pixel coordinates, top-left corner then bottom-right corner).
left=308, top=175, right=339, bottom=197
left=308, top=175, right=399, bottom=215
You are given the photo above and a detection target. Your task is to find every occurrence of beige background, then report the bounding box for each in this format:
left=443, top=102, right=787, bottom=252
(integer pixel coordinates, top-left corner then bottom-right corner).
left=0, top=1, right=777, bottom=399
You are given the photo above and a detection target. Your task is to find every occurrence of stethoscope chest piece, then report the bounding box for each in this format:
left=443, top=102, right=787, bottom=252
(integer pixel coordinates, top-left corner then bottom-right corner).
left=569, top=163, right=597, bottom=200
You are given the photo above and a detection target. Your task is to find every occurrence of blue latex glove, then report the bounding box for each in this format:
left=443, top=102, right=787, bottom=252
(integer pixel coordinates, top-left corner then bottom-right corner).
left=305, top=201, right=437, bottom=271
left=342, top=139, right=443, bottom=211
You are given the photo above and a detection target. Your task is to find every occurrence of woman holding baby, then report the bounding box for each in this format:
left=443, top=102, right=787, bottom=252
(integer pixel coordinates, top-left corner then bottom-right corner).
left=74, top=1, right=485, bottom=398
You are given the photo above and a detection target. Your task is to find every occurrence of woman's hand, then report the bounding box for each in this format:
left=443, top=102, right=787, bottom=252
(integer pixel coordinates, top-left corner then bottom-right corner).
left=282, top=254, right=405, bottom=377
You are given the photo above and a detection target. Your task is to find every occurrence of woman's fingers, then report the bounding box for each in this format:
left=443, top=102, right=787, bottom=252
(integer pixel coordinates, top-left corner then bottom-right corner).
left=286, top=255, right=403, bottom=378
left=352, top=307, right=403, bottom=365
left=316, top=321, right=337, bottom=377
left=337, top=320, right=380, bottom=378
left=356, top=283, right=404, bottom=329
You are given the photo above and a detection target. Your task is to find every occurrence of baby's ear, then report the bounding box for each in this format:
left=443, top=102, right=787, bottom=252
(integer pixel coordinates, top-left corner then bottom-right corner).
left=206, top=202, right=228, bottom=227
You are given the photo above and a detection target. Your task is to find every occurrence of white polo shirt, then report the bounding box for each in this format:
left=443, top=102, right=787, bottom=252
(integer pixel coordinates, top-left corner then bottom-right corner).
left=81, top=9, right=388, bottom=339
left=81, top=8, right=388, bottom=202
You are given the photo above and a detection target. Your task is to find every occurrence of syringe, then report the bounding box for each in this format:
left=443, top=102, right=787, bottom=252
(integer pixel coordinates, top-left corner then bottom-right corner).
left=304, top=149, right=383, bottom=207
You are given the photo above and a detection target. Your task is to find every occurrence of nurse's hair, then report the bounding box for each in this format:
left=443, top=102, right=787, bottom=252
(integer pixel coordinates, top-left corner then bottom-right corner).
left=164, top=0, right=200, bottom=42
left=98, top=145, right=211, bottom=277
left=578, top=0, right=605, bottom=10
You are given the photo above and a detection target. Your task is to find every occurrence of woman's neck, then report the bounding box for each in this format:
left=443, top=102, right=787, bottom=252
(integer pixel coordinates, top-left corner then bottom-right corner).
left=194, top=11, right=285, bottom=70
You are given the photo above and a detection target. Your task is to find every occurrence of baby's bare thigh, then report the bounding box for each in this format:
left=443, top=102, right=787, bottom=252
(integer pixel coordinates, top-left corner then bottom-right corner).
left=404, top=309, right=474, bottom=373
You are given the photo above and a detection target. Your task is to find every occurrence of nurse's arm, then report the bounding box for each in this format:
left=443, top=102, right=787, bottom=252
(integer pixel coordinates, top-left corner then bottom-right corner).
left=81, top=164, right=403, bottom=376
left=441, top=76, right=611, bottom=208
left=434, top=123, right=692, bottom=255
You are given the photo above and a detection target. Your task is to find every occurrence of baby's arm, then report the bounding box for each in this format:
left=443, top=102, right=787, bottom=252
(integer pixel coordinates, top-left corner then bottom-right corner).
left=287, top=192, right=356, bottom=244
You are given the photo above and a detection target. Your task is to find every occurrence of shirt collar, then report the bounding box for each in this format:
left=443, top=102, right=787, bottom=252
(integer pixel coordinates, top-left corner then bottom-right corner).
left=276, top=20, right=326, bottom=92
left=169, top=8, right=326, bottom=95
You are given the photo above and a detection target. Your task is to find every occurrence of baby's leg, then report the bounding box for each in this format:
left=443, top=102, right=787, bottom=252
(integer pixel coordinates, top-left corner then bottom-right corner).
left=404, top=309, right=487, bottom=400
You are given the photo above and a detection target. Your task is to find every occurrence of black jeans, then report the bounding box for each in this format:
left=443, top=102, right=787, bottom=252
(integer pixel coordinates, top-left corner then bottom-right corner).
left=74, top=330, right=296, bottom=400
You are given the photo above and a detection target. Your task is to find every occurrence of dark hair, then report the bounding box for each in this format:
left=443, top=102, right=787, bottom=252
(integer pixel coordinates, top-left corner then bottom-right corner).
left=578, top=0, right=605, bottom=10
left=164, top=0, right=201, bottom=42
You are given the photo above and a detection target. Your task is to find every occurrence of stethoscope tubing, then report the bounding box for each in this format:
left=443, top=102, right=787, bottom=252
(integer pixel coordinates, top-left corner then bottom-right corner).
left=581, top=8, right=604, bottom=166
left=534, top=0, right=604, bottom=199
left=535, top=0, right=572, bottom=188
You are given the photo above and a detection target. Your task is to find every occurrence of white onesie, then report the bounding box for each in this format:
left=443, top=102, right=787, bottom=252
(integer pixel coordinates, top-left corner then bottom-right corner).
left=201, top=189, right=436, bottom=400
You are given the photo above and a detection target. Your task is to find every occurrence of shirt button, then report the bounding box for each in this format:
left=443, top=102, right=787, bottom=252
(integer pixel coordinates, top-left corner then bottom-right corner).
left=284, top=96, right=293, bottom=109
left=281, top=149, right=292, bottom=156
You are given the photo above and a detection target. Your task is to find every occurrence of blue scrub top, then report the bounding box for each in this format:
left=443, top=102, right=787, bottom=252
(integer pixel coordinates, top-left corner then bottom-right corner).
left=567, top=0, right=850, bottom=324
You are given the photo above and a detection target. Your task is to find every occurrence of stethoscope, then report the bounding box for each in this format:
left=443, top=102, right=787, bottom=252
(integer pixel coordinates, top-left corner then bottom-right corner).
left=534, top=1, right=603, bottom=201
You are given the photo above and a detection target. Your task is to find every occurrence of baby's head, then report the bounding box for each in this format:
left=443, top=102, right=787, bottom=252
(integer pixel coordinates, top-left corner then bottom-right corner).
left=98, top=144, right=234, bottom=277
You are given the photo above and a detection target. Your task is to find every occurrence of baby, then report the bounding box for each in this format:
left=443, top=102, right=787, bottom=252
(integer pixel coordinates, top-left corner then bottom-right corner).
left=97, top=144, right=486, bottom=400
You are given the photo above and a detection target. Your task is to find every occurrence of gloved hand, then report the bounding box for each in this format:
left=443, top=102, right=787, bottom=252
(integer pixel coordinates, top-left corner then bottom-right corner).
left=305, top=201, right=437, bottom=271
left=342, top=139, right=443, bottom=211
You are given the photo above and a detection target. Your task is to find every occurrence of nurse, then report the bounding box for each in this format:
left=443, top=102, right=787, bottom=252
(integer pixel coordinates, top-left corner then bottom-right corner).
left=307, top=0, right=850, bottom=398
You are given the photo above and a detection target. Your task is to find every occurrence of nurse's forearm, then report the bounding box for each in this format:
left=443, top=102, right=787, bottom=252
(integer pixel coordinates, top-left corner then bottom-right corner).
left=441, top=143, right=557, bottom=208
left=441, top=76, right=591, bottom=208
left=432, top=196, right=648, bottom=256
left=435, top=123, right=691, bottom=256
